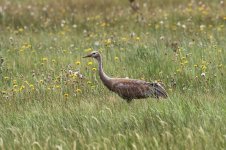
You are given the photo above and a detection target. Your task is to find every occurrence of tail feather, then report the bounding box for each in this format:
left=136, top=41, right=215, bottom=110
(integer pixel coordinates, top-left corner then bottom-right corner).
left=150, top=82, right=168, bottom=98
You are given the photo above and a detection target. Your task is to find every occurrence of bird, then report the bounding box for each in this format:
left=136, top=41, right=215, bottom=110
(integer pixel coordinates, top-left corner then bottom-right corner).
left=83, top=51, right=168, bottom=102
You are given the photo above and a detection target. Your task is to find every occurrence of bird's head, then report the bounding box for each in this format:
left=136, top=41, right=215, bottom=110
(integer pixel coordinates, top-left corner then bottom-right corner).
left=83, top=51, right=100, bottom=59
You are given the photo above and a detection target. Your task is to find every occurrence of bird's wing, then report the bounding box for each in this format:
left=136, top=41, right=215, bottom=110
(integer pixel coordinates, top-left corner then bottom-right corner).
left=113, top=79, right=148, bottom=90
left=147, top=82, right=168, bottom=98
left=112, top=79, right=168, bottom=99
left=112, top=79, right=151, bottom=98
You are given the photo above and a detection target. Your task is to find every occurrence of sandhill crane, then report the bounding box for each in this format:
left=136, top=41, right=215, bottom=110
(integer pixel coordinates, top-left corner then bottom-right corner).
left=83, top=51, right=168, bottom=102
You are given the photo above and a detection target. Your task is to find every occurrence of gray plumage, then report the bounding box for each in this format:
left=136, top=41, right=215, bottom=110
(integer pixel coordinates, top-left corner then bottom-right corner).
left=83, top=51, right=168, bottom=102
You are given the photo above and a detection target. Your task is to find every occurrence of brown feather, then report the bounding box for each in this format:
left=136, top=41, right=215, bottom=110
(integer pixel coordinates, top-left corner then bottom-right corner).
left=110, top=79, right=168, bottom=101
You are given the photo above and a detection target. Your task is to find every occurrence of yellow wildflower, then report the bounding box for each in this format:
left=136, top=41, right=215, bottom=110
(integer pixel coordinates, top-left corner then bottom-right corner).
left=13, top=89, right=19, bottom=93
left=21, top=45, right=26, bottom=49
left=13, top=80, right=17, bottom=85
left=201, top=65, right=207, bottom=71
left=23, top=43, right=31, bottom=49
left=114, top=57, right=119, bottom=61
left=55, top=85, right=61, bottom=89
left=19, top=48, right=24, bottom=52
left=39, top=80, right=44, bottom=84
left=24, top=80, right=29, bottom=85
left=176, top=69, right=181, bottom=73
left=84, top=48, right=92, bottom=52
left=100, top=22, right=106, bottom=27
left=64, top=93, right=69, bottom=98
left=76, top=88, right=82, bottom=93
left=20, top=85, right=25, bottom=91
left=42, top=57, right=48, bottom=61
left=4, top=77, right=9, bottom=80
left=62, top=49, right=68, bottom=53
left=75, top=61, right=81, bottom=65
left=88, top=61, right=93, bottom=65
left=92, top=67, right=97, bottom=71
left=181, top=57, right=186, bottom=60
left=104, top=39, right=111, bottom=45
left=183, top=60, right=188, bottom=64
left=29, top=84, right=34, bottom=90
left=18, top=28, right=24, bottom=32
left=1, top=91, right=6, bottom=94
left=135, top=37, right=140, bottom=41
left=218, top=64, right=223, bottom=68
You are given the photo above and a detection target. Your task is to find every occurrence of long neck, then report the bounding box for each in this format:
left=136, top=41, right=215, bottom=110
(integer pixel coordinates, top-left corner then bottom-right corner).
left=96, top=56, right=112, bottom=89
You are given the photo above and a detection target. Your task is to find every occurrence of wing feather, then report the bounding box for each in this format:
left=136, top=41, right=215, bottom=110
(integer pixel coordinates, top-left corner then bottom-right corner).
left=149, top=82, right=168, bottom=98
left=111, top=79, right=168, bottom=99
left=112, top=79, right=152, bottom=99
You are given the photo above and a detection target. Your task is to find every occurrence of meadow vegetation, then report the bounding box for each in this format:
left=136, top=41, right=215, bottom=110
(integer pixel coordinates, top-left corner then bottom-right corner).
left=0, top=0, right=226, bottom=149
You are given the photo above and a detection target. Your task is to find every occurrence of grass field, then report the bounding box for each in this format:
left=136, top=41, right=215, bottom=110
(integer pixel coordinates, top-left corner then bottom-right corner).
left=0, top=0, right=226, bottom=149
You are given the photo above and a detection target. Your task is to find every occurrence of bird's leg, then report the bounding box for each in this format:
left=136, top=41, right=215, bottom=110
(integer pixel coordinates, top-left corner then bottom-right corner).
left=126, top=99, right=133, bottom=103
left=157, top=97, right=160, bottom=102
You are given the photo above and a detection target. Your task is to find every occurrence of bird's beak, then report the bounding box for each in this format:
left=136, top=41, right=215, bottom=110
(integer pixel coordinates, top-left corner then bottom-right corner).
left=82, top=54, right=92, bottom=58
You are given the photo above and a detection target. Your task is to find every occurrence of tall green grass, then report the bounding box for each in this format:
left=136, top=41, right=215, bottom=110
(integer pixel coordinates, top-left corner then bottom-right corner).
left=0, top=0, right=226, bottom=149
